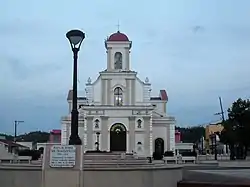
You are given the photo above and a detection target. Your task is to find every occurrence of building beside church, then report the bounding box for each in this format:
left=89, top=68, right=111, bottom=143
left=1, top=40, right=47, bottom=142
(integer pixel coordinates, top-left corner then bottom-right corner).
left=61, top=31, right=176, bottom=157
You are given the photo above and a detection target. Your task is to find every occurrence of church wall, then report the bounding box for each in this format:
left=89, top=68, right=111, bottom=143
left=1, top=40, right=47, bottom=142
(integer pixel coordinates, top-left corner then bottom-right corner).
left=105, top=109, right=132, bottom=117
left=143, top=116, right=151, bottom=156
left=128, top=117, right=135, bottom=152
left=143, top=84, right=151, bottom=103
left=135, top=80, right=144, bottom=103
left=152, top=126, right=167, bottom=152
left=131, top=80, right=136, bottom=104
left=151, top=101, right=167, bottom=114
left=78, top=121, right=85, bottom=144
left=61, top=123, right=68, bottom=145
left=93, top=79, right=101, bottom=104
left=169, top=124, right=175, bottom=151
left=110, top=78, right=127, bottom=89
left=100, top=117, right=108, bottom=150
left=85, top=116, right=94, bottom=150
left=68, top=101, right=72, bottom=114
left=135, top=133, right=145, bottom=156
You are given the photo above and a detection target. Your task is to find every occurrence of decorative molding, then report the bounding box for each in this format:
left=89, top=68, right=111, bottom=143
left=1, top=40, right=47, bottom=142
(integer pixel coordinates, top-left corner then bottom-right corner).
left=100, top=116, right=109, bottom=120
left=142, top=116, right=151, bottom=120
left=134, top=130, right=146, bottom=133
left=128, top=116, right=136, bottom=120
left=88, top=110, right=105, bottom=115
left=82, top=105, right=154, bottom=110
left=85, top=116, right=94, bottom=120
left=132, top=109, right=152, bottom=115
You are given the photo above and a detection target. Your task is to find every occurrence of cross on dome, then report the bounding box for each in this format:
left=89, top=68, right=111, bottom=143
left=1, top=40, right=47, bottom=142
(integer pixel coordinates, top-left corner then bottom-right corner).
left=116, top=21, right=120, bottom=32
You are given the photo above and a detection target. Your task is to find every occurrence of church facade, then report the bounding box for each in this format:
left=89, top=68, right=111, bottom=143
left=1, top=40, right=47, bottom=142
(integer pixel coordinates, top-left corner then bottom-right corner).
left=61, top=31, right=176, bottom=157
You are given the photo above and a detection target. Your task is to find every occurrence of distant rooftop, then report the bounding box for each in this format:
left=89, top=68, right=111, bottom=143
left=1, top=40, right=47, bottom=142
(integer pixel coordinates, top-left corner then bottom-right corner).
left=50, top=129, right=61, bottom=134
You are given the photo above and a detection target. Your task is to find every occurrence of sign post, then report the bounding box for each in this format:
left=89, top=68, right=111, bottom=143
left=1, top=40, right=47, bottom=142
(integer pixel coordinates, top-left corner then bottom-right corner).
left=49, top=145, right=76, bottom=168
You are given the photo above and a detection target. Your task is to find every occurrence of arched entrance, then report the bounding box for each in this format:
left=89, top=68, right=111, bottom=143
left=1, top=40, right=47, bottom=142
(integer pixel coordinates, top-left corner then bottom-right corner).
left=154, top=138, right=164, bottom=155
left=110, top=123, right=126, bottom=152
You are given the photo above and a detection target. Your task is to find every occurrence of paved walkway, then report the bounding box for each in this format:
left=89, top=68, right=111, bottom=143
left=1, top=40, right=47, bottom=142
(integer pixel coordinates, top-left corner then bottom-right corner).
left=192, top=169, right=250, bottom=179
left=219, top=161, right=250, bottom=168
left=183, top=169, right=250, bottom=185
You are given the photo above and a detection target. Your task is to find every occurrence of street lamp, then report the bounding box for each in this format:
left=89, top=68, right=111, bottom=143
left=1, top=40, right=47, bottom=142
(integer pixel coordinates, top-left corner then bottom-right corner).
left=66, top=29, right=85, bottom=145
left=201, top=136, right=204, bottom=155
left=14, top=120, right=24, bottom=143
left=95, top=132, right=100, bottom=151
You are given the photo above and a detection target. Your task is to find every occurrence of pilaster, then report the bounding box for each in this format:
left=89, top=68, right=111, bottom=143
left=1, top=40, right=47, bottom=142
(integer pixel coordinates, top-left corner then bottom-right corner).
left=85, top=116, right=94, bottom=150
left=125, top=79, right=130, bottom=105
left=131, top=79, right=135, bottom=104
left=166, top=125, right=170, bottom=151
left=143, top=116, right=151, bottom=157
left=78, top=119, right=85, bottom=144
left=100, top=116, right=109, bottom=150
left=101, top=79, right=107, bottom=105
left=128, top=116, right=136, bottom=152
left=107, top=80, right=111, bottom=104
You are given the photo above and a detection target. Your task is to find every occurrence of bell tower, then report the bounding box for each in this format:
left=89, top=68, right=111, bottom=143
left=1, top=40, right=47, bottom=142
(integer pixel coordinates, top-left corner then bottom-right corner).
left=105, top=31, right=132, bottom=71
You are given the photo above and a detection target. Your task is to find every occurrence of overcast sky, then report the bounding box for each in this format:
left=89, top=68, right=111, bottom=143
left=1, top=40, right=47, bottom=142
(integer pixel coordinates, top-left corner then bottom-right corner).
left=1, top=0, right=250, bottom=135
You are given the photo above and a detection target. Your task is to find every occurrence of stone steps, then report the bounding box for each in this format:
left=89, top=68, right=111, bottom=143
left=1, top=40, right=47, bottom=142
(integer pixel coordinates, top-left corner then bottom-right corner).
left=84, top=153, right=146, bottom=161
left=83, top=163, right=157, bottom=168
left=84, top=160, right=148, bottom=164
left=83, top=155, right=145, bottom=160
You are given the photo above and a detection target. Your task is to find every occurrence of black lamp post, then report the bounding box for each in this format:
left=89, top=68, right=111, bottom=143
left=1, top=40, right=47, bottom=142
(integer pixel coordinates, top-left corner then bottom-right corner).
left=96, top=132, right=100, bottom=151
left=66, top=29, right=85, bottom=145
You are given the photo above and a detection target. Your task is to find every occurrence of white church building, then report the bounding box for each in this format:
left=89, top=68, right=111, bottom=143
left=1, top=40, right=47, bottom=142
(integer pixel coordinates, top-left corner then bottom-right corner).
left=61, top=31, right=176, bottom=157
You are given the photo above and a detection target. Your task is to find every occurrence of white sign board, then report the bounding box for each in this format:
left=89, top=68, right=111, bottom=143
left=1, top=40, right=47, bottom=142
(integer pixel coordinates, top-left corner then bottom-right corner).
left=49, top=145, right=76, bottom=168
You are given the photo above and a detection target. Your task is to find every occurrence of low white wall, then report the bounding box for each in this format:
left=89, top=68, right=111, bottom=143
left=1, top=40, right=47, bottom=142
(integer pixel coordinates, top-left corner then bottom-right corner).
left=0, top=165, right=183, bottom=187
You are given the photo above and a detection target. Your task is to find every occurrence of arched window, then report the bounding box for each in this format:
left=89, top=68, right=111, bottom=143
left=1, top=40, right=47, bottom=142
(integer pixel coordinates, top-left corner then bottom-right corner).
left=114, top=87, right=123, bottom=106
left=137, top=119, right=142, bottom=128
left=114, top=52, right=122, bottom=69
left=94, top=119, right=100, bottom=128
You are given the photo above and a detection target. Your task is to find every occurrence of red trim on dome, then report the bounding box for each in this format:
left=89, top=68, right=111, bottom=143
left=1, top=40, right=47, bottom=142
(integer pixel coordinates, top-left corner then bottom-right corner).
left=108, top=31, right=129, bottom=41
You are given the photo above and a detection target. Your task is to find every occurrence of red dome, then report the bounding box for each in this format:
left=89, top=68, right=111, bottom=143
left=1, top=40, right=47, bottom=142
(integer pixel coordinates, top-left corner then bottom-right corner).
left=108, top=31, right=129, bottom=41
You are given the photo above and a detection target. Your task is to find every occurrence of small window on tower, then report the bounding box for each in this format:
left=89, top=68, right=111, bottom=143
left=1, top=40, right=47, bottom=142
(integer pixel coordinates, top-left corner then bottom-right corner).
left=137, top=119, right=142, bottom=128
left=114, top=52, right=122, bottom=69
left=94, top=119, right=100, bottom=128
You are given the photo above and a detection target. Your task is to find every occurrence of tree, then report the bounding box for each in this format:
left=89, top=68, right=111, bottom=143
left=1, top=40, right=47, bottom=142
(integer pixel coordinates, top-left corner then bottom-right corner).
left=17, top=131, right=50, bottom=143
left=220, top=120, right=237, bottom=159
left=0, top=131, right=50, bottom=143
left=221, top=98, right=250, bottom=159
left=176, top=126, right=205, bottom=143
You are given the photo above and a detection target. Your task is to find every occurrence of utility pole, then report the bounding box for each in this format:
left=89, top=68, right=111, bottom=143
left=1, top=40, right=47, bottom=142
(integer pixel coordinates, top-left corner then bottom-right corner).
left=219, top=97, right=225, bottom=122
left=214, top=96, right=225, bottom=122
left=214, top=96, right=229, bottom=154
left=14, top=120, right=24, bottom=143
